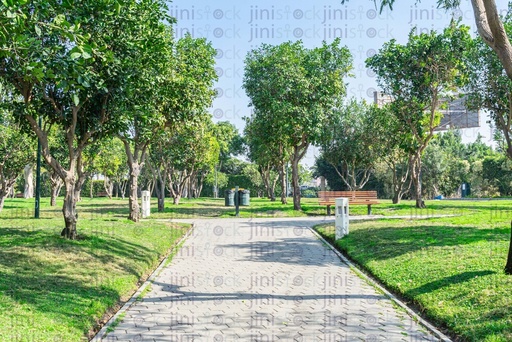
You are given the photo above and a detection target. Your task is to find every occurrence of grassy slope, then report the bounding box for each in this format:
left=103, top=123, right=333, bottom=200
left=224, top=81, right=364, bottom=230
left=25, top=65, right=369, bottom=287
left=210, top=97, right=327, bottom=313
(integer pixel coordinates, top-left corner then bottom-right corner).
left=315, top=200, right=512, bottom=342
left=0, top=198, right=188, bottom=341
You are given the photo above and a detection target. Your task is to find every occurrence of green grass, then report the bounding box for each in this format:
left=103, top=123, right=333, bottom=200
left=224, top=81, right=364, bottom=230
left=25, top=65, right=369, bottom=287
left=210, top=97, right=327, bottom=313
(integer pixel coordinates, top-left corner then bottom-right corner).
left=0, top=197, right=189, bottom=341
left=315, top=200, right=512, bottom=342
left=150, top=196, right=312, bottom=218
left=4, top=195, right=512, bottom=341
left=146, top=195, right=487, bottom=219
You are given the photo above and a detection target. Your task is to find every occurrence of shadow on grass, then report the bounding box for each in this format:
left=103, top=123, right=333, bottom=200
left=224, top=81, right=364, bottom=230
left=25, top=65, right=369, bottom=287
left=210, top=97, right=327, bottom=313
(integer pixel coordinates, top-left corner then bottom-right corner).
left=0, top=227, right=165, bottom=335
left=340, top=225, right=510, bottom=262
left=405, top=270, right=496, bottom=297
left=0, top=265, right=119, bottom=333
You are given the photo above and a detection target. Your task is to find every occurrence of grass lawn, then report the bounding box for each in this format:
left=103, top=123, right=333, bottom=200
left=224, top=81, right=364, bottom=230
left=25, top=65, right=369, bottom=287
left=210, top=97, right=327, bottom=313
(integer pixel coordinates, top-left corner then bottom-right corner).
left=148, top=195, right=476, bottom=219
left=0, top=197, right=189, bottom=341
left=315, top=200, right=512, bottom=342
left=3, top=195, right=512, bottom=341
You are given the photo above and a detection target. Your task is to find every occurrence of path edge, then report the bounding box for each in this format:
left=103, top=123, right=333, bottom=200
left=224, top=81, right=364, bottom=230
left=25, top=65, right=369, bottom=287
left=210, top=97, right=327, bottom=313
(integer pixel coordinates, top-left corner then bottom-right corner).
left=308, top=226, right=453, bottom=342
left=91, top=223, right=196, bottom=342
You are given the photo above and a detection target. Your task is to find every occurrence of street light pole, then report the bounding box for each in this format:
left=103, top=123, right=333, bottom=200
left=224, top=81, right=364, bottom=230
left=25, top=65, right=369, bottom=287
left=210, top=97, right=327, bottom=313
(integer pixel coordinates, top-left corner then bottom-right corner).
left=214, top=164, right=218, bottom=198
left=34, top=116, right=42, bottom=219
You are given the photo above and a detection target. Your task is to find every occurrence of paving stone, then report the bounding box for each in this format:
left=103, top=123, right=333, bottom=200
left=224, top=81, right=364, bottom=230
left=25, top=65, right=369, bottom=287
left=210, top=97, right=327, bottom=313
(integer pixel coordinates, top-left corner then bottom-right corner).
left=99, top=218, right=442, bottom=341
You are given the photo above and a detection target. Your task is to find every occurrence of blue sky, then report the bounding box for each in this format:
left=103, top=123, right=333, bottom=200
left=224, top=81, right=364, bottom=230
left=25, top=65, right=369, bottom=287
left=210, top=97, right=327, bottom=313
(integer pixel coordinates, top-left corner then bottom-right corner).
left=168, top=0, right=509, bottom=166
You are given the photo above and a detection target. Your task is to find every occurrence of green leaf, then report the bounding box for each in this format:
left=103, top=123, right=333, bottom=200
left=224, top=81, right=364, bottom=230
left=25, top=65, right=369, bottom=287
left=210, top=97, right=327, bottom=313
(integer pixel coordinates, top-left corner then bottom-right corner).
left=34, top=25, right=41, bottom=37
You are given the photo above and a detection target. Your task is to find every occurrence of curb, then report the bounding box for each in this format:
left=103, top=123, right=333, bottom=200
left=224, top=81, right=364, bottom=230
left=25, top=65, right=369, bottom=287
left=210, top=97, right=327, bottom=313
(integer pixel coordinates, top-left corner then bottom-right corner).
left=308, top=226, right=452, bottom=342
left=91, top=223, right=196, bottom=341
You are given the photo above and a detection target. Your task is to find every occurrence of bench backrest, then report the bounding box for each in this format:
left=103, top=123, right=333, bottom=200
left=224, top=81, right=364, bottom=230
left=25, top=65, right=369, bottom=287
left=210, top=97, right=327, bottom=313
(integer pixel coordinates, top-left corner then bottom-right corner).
left=318, top=190, right=378, bottom=201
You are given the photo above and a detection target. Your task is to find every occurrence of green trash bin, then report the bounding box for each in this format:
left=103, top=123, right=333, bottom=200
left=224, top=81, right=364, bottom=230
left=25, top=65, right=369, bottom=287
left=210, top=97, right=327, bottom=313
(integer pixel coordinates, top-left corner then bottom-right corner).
left=224, top=189, right=235, bottom=206
left=239, top=189, right=250, bottom=206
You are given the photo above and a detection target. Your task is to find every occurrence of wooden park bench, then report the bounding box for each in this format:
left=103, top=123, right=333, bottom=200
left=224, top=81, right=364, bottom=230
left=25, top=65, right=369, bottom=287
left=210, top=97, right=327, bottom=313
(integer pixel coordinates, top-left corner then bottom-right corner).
left=97, top=191, right=109, bottom=197
left=318, top=190, right=379, bottom=215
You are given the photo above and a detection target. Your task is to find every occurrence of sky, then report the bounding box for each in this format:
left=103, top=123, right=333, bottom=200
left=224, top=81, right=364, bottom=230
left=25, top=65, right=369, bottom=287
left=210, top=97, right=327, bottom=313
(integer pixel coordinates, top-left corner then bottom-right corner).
left=168, top=0, right=510, bottom=166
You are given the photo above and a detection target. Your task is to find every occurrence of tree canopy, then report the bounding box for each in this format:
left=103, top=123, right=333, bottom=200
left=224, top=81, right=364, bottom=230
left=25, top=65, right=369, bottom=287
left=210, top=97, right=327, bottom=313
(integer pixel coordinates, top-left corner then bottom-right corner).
left=366, top=23, right=471, bottom=208
left=243, top=39, right=353, bottom=210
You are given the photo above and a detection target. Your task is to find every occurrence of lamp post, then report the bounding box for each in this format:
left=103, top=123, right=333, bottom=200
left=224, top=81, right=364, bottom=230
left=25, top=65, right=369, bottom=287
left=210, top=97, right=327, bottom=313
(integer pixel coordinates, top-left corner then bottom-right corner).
left=214, top=164, right=218, bottom=198
left=34, top=116, right=42, bottom=219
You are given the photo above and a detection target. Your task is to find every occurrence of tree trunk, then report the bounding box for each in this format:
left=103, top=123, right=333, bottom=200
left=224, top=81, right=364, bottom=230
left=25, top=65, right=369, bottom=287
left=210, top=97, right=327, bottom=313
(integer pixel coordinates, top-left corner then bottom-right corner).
left=50, top=171, right=63, bottom=207
left=120, top=180, right=128, bottom=200
left=61, top=177, right=79, bottom=240
left=470, top=0, right=512, bottom=81
left=128, top=163, right=141, bottom=222
left=291, top=157, right=301, bottom=211
left=278, top=163, right=287, bottom=204
left=168, top=169, right=190, bottom=206
left=0, top=178, right=16, bottom=213
left=260, top=166, right=271, bottom=199
left=392, top=167, right=406, bottom=204
left=51, top=182, right=62, bottom=207
left=197, top=171, right=206, bottom=198
left=121, top=138, right=149, bottom=222
left=410, top=154, right=425, bottom=209
left=104, top=176, right=113, bottom=199
left=270, top=172, right=278, bottom=202
left=392, top=192, right=400, bottom=204
left=157, top=178, right=165, bottom=212
left=155, top=165, right=166, bottom=212
left=23, top=164, right=34, bottom=199
left=505, top=221, right=512, bottom=275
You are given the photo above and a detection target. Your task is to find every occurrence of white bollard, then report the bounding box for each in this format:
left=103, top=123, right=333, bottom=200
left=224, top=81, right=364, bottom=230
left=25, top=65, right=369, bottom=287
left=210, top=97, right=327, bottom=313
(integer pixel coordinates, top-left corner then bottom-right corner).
left=335, top=198, right=349, bottom=240
left=141, top=190, right=151, bottom=218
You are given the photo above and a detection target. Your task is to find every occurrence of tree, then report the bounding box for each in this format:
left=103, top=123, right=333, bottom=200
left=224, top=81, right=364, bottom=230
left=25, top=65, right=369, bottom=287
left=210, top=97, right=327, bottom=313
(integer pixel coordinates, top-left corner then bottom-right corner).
left=94, top=138, right=126, bottom=199
left=44, top=127, right=67, bottom=206
left=113, top=4, right=174, bottom=222
left=422, top=131, right=470, bottom=198
left=0, top=110, right=34, bottom=213
left=156, top=34, right=218, bottom=205
left=214, top=121, right=245, bottom=170
left=367, top=23, right=470, bottom=208
left=313, top=154, right=347, bottom=191
left=212, top=121, right=244, bottom=197
left=342, top=0, right=512, bottom=80
left=153, top=117, right=219, bottom=205
left=349, top=0, right=512, bottom=273
left=464, top=14, right=512, bottom=273
left=243, top=39, right=353, bottom=210
left=241, top=163, right=266, bottom=197
left=189, top=127, right=220, bottom=199
left=244, top=113, right=285, bottom=202
left=374, top=104, right=412, bottom=204
left=319, top=99, right=384, bottom=191
left=0, top=0, right=178, bottom=238
left=204, top=171, right=229, bottom=197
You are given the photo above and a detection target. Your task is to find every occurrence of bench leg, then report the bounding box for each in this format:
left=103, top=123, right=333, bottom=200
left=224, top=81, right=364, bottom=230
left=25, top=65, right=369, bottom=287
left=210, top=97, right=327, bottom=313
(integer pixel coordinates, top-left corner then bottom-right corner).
left=327, top=205, right=331, bottom=216
left=367, top=205, right=372, bottom=215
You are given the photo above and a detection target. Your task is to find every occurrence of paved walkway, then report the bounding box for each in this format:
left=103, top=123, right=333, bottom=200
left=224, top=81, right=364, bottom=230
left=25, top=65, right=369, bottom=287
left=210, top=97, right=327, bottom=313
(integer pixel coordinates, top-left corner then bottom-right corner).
left=97, top=218, right=442, bottom=341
